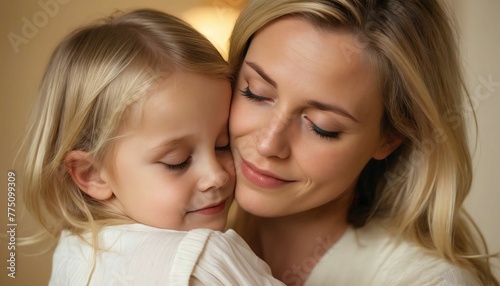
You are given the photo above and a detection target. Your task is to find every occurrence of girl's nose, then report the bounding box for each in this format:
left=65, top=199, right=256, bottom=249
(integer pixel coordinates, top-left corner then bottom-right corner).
left=197, top=157, right=230, bottom=192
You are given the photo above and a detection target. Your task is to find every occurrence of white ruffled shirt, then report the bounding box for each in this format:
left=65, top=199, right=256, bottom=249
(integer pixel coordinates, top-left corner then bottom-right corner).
left=49, top=224, right=284, bottom=285
left=304, top=220, right=482, bottom=286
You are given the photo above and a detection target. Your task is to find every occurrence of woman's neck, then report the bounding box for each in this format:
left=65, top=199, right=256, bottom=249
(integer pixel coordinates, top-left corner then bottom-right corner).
left=253, top=199, right=351, bottom=285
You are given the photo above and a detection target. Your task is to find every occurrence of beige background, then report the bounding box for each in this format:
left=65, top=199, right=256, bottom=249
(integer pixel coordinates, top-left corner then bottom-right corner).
left=0, top=0, right=498, bottom=285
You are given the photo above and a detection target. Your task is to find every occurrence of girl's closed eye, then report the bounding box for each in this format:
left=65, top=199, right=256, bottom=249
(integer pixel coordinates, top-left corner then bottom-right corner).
left=161, top=156, right=192, bottom=171
left=215, top=143, right=231, bottom=152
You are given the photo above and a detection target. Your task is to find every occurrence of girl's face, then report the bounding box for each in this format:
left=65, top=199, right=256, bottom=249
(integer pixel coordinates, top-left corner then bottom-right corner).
left=230, top=17, right=396, bottom=218
left=106, top=72, right=234, bottom=231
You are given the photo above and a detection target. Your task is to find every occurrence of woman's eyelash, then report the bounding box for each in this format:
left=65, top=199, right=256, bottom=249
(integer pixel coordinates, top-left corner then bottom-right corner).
left=309, top=124, right=341, bottom=140
left=241, top=88, right=340, bottom=140
left=163, top=157, right=192, bottom=171
left=239, top=86, right=267, bottom=102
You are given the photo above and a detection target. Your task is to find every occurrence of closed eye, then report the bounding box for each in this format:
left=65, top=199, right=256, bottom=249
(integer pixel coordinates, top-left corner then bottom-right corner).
left=239, top=86, right=268, bottom=102
left=309, top=123, right=341, bottom=140
left=215, top=143, right=231, bottom=152
left=162, top=157, right=192, bottom=171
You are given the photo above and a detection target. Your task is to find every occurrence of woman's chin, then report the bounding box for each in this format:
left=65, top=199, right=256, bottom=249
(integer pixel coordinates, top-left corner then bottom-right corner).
left=235, top=186, right=289, bottom=218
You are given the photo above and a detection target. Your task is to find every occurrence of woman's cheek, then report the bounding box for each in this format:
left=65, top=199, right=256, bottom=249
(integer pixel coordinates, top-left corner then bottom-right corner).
left=230, top=98, right=260, bottom=136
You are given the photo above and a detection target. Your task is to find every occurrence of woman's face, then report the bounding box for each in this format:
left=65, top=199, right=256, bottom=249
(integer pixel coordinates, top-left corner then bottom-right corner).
left=230, top=17, right=397, bottom=218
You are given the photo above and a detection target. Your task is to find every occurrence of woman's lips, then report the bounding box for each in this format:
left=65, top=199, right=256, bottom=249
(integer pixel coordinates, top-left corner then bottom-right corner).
left=241, top=160, right=293, bottom=188
left=189, top=200, right=227, bottom=215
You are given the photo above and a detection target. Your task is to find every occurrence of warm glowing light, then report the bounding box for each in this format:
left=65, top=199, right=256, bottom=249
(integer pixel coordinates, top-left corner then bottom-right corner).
left=181, top=4, right=240, bottom=59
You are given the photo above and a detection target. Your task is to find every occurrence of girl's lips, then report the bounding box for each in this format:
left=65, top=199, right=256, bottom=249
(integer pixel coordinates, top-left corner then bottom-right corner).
left=241, top=160, right=293, bottom=188
left=189, top=200, right=227, bottom=215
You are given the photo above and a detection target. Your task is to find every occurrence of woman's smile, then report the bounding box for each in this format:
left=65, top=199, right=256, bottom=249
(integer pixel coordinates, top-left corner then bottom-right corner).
left=240, top=159, right=295, bottom=189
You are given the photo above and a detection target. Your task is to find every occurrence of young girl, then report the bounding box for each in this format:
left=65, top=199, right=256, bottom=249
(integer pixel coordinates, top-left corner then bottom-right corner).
left=20, top=9, right=283, bottom=285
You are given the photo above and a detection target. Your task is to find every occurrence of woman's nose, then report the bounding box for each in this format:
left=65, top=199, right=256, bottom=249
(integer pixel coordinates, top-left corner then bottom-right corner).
left=256, top=113, right=291, bottom=159
left=197, top=157, right=231, bottom=192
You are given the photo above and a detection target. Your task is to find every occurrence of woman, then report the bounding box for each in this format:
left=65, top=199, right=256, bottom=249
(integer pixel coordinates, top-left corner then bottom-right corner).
left=228, top=0, right=499, bottom=285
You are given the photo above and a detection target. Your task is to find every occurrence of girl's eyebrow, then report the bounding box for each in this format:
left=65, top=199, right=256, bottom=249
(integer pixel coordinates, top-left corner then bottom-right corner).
left=244, top=61, right=277, bottom=88
left=307, top=100, right=359, bottom=123
left=152, top=138, right=185, bottom=152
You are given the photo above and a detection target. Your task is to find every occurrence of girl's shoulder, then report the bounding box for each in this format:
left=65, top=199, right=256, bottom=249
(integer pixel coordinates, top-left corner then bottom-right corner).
left=51, top=226, right=276, bottom=285
left=56, top=224, right=186, bottom=248
left=54, top=225, right=239, bottom=254
left=51, top=224, right=188, bottom=285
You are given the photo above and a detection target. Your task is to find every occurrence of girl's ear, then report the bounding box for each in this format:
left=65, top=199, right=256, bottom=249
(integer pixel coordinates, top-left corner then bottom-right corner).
left=64, top=150, right=113, bottom=201
left=372, top=131, right=404, bottom=160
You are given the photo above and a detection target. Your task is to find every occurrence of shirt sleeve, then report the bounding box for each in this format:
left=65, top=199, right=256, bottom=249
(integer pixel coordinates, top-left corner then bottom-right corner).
left=169, top=228, right=212, bottom=286
left=188, top=229, right=285, bottom=285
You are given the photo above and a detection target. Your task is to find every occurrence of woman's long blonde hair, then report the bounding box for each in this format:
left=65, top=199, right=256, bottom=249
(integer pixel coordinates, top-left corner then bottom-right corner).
left=21, top=9, right=231, bottom=245
left=229, top=0, right=498, bottom=284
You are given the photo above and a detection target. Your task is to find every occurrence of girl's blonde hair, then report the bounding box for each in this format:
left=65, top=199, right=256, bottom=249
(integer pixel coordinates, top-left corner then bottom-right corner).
left=229, top=0, right=498, bottom=284
left=21, top=9, right=230, bottom=243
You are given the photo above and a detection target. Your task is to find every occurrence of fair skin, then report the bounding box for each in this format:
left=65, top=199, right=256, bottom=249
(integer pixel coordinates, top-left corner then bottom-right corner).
left=66, top=72, right=235, bottom=231
left=230, top=17, right=401, bottom=283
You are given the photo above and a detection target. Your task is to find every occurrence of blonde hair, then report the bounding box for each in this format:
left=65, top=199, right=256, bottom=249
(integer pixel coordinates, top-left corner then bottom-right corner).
left=21, top=9, right=230, bottom=245
left=229, top=0, right=498, bottom=284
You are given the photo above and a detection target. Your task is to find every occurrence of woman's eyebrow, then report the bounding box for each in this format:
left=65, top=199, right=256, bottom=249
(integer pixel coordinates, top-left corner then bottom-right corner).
left=307, top=100, right=359, bottom=123
left=245, top=60, right=358, bottom=122
left=244, top=61, right=277, bottom=88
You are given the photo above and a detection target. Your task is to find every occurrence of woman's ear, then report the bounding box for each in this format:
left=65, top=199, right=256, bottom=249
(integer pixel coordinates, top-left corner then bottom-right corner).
left=64, top=150, right=113, bottom=201
left=372, top=132, right=404, bottom=160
